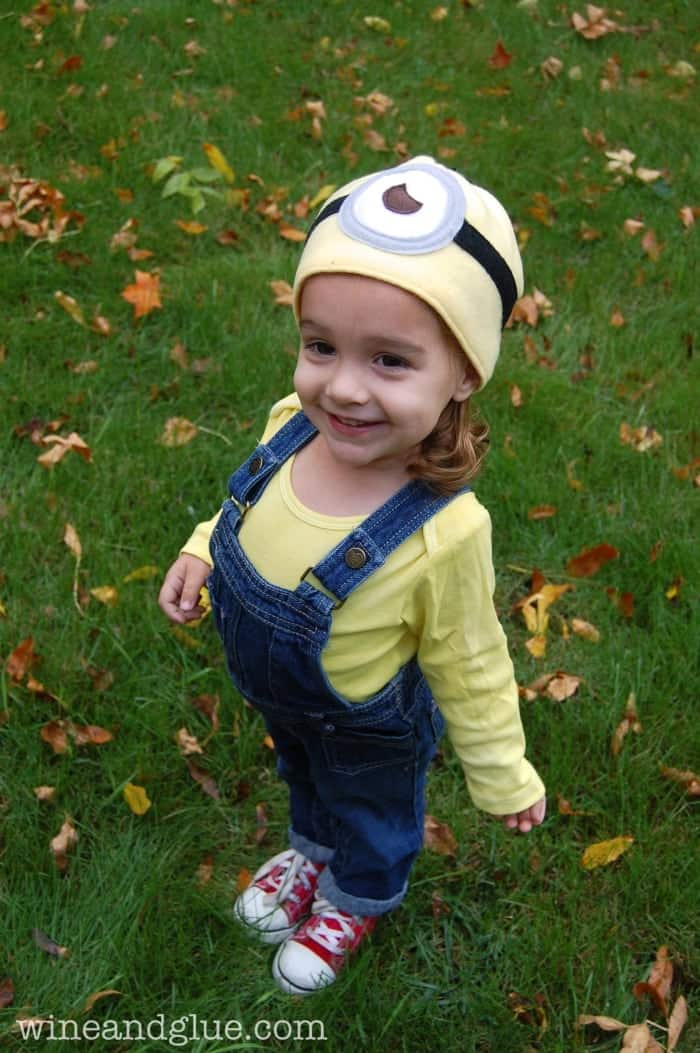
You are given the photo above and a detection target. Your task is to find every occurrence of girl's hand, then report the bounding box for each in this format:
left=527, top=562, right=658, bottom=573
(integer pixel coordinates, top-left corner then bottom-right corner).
left=158, top=554, right=211, bottom=624
left=499, top=796, right=546, bottom=834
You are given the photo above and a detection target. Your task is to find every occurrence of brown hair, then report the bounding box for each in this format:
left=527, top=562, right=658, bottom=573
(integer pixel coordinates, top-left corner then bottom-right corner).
left=406, top=397, right=490, bottom=496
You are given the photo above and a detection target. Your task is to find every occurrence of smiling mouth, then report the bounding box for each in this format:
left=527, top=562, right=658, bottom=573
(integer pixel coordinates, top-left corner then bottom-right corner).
left=328, top=412, right=381, bottom=429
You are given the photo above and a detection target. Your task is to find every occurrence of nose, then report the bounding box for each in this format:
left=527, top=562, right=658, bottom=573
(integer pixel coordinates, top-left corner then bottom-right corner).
left=324, top=357, right=369, bottom=405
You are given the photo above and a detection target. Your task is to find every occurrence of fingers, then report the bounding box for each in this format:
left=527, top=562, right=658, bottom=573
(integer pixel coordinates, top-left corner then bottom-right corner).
left=158, top=556, right=209, bottom=624
left=501, top=797, right=547, bottom=834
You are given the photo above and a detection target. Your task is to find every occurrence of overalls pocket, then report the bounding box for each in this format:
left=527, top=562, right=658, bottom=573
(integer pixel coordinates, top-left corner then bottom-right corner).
left=321, top=724, right=415, bottom=776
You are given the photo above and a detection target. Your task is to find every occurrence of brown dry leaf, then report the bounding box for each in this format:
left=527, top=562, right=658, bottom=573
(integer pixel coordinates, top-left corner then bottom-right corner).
left=679, top=206, right=698, bottom=229
left=175, top=219, right=207, bottom=235
left=120, top=270, right=162, bottom=320
left=566, top=543, right=619, bottom=577
left=610, top=307, right=626, bottom=327
left=507, top=990, right=547, bottom=1033
left=577, top=1013, right=628, bottom=1031
left=621, top=1022, right=663, bottom=1052
left=528, top=505, right=557, bottom=520
left=269, top=279, right=293, bottom=306
left=541, top=56, right=564, bottom=80
left=581, top=835, right=634, bottom=869
left=633, top=945, right=673, bottom=1018
left=6, top=636, right=38, bottom=681
left=110, top=217, right=139, bottom=251
left=33, top=785, right=56, bottom=802
left=63, top=522, right=82, bottom=560
left=191, top=693, right=220, bottom=732
left=544, top=672, right=582, bottom=701
left=423, top=814, right=457, bottom=856
left=89, top=585, right=119, bottom=607
left=611, top=692, right=642, bottom=756
left=557, top=794, right=594, bottom=817
left=660, top=766, right=700, bottom=797
left=123, top=782, right=151, bottom=815
left=82, top=989, right=122, bottom=1014
left=159, top=416, right=198, bottom=447
left=195, top=854, right=215, bottom=886
left=0, top=976, right=14, bottom=1008
left=176, top=726, right=203, bottom=756
left=641, top=229, right=662, bottom=260
left=70, top=724, right=113, bottom=746
left=510, top=384, right=523, bottom=408
left=186, top=760, right=221, bottom=800
left=37, top=431, right=92, bottom=468
left=624, top=218, right=645, bottom=236
left=278, top=221, right=306, bottom=242
left=667, top=995, right=689, bottom=1051
left=50, top=818, right=78, bottom=870
left=255, top=801, right=269, bottom=844
left=619, top=422, right=663, bottom=452
left=571, top=6, right=619, bottom=40
left=32, top=928, right=70, bottom=959
left=570, top=617, right=600, bottom=643
left=41, top=721, right=70, bottom=754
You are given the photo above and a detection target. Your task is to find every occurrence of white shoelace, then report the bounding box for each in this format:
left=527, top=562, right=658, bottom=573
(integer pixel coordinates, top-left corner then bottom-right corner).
left=261, top=850, right=320, bottom=905
left=306, top=897, right=357, bottom=953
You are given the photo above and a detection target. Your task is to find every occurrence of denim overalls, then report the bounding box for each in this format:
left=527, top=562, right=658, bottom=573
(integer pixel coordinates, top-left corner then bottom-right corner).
left=207, top=412, right=469, bottom=917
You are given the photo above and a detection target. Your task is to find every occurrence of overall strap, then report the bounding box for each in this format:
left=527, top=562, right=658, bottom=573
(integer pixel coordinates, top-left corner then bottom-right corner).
left=307, top=480, right=471, bottom=604
left=227, top=411, right=317, bottom=506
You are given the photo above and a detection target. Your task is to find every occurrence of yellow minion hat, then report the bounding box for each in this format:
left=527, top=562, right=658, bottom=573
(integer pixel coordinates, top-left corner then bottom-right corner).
left=292, top=156, right=523, bottom=390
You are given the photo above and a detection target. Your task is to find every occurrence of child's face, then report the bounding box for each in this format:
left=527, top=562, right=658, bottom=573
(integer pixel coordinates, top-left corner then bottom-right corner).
left=295, top=273, right=476, bottom=478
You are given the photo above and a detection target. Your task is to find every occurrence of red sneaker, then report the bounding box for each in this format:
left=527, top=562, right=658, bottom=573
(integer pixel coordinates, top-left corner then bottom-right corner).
left=272, top=895, right=376, bottom=994
left=234, top=849, right=325, bottom=945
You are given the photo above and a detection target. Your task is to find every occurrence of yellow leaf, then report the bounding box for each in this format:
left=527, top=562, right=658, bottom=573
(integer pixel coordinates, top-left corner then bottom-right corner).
left=89, top=586, right=119, bottom=607
left=202, top=142, right=235, bottom=184
left=176, top=727, right=203, bottom=756
left=175, top=219, right=208, bottom=235
left=54, top=290, right=86, bottom=326
left=571, top=617, right=600, bottom=642
left=309, top=185, right=336, bottom=210
left=123, top=565, right=160, bottom=583
left=63, top=522, right=82, bottom=559
left=363, top=16, right=391, bottom=32
left=525, top=634, right=547, bottom=658
left=123, top=783, right=151, bottom=816
left=581, top=835, right=633, bottom=870
left=83, top=990, right=122, bottom=1014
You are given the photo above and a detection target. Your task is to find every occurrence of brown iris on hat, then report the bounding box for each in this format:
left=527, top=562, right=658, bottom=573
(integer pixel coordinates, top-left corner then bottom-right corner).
left=382, top=184, right=423, bottom=215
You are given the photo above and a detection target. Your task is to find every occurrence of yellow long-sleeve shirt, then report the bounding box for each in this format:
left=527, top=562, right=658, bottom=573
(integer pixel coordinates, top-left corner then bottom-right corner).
left=183, top=394, right=544, bottom=816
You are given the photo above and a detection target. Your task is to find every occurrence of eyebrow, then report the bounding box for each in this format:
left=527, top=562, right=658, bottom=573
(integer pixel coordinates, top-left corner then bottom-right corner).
left=299, top=318, right=425, bottom=355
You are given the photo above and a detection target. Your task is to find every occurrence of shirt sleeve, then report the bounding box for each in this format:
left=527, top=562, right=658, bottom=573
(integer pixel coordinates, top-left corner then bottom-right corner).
left=413, top=503, right=545, bottom=815
left=179, top=393, right=303, bottom=567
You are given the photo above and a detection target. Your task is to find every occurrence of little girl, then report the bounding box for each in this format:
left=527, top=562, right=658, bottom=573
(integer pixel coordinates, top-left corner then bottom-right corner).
left=159, top=157, right=546, bottom=996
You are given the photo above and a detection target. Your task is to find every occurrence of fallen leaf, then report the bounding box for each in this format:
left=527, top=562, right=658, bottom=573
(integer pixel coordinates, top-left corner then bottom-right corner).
left=70, top=724, right=113, bottom=746
left=660, top=766, right=700, bottom=797
left=159, top=416, right=198, bottom=447
left=576, top=1010, right=623, bottom=1027
left=123, top=782, right=152, bottom=815
left=571, top=618, right=600, bottom=642
left=581, top=835, right=633, bottom=870
left=123, top=564, right=159, bottom=583
left=176, top=727, right=203, bottom=756
left=54, top=290, right=86, bottom=326
left=236, top=867, right=252, bottom=893
left=32, top=928, right=70, bottom=959
left=621, top=1022, right=663, bottom=1052
left=423, top=814, right=457, bottom=855
left=83, top=990, right=122, bottom=1014
left=255, top=801, right=269, bottom=844
left=33, top=785, right=56, bottom=802
left=606, top=587, right=635, bottom=619
left=619, top=422, right=663, bottom=452
left=0, top=977, right=15, bottom=1008
left=667, top=995, right=688, bottom=1051
left=89, top=585, right=119, bottom=607
left=278, top=221, right=306, bottom=242
left=37, top=431, right=92, bottom=468
left=488, top=40, right=513, bottom=69
left=363, top=16, right=391, bottom=32
left=191, top=693, right=220, bottom=732
left=50, top=818, right=78, bottom=870
left=202, top=142, right=234, bottom=184
left=175, top=219, right=207, bottom=235
left=610, top=307, right=626, bottom=327
left=196, top=854, right=215, bottom=886
left=557, top=794, right=594, bottom=817
left=566, top=543, right=618, bottom=577
left=269, top=279, right=293, bottom=306
left=186, top=760, right=220, bottom=800
left=63, top=522, right=82, bottom=560
left=41, top=721, right=69, bottom=754
left=611, top=692, right=642, bottom=756
left=120, top=270, right=162, bottom=320
left=633, top=945, right=673, bottom=1018
left=528, top=505, right=557, bottom=520
left=525, top=634, right=547, bottom=658
left=6, top=636, right=38, bottom=681
left=507, top=990, right=547, bottom=1032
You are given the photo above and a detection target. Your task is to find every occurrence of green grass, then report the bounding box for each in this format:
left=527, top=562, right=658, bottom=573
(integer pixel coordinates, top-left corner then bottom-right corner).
left=1, top=1, right=698, bottom=1050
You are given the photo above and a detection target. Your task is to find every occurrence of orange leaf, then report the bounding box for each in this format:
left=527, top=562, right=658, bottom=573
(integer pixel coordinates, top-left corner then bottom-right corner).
left=269, top=279, right=293, bottom=306
left=278, top=221, right=306, bottom=242
left=50, top=818, right=78, bottom=870
left=660, top=766, right=700, bottom=797
left=528, top=505, right=557, bottom=520
left=566, top=543, right=619, bottom=577
left=6, top=636, right=37, bottom=682
left=611, top=692, right=642, bottom=756
left=120, top=270, right=162, bottom=320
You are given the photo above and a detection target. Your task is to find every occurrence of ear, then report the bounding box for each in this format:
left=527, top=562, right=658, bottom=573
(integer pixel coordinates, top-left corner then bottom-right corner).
left=452, top=360, right=479, bottom=403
